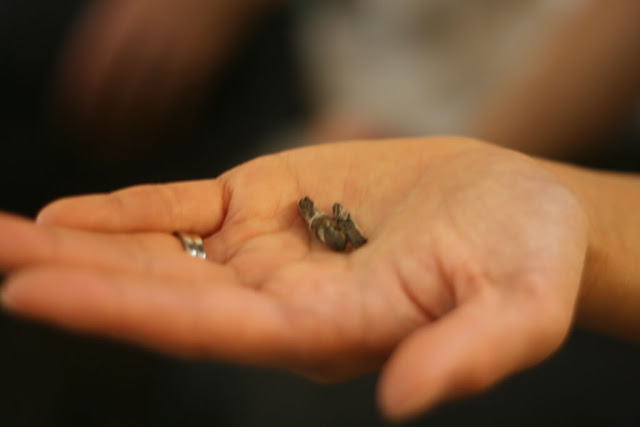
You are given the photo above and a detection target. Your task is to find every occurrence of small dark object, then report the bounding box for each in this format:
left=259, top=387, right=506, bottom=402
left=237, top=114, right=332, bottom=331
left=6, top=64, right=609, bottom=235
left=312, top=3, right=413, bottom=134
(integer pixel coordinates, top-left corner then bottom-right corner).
left=333, top=203, right=368, bottom=248
left=299, top=197, right=367, bottom=251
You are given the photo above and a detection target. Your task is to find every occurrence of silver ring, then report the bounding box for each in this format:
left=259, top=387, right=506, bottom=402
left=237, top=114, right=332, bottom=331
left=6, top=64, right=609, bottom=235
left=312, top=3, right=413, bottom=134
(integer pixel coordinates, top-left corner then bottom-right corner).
left=174, top=232, right=207, bottom=259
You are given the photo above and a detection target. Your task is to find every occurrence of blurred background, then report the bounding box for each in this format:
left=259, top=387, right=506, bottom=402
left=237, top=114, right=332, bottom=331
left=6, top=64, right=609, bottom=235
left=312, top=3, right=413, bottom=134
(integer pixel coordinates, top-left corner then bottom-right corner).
left=1, top=0, right=639, bottom=425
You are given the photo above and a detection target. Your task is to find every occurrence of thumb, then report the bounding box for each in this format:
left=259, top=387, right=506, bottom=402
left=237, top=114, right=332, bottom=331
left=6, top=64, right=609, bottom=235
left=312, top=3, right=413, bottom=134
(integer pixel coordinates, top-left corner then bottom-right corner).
left=377, top=290, right=571, bottom=422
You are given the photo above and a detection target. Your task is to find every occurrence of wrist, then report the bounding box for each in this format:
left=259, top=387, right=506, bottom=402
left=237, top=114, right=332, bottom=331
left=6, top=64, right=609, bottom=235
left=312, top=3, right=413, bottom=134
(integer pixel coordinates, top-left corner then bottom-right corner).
left=541, top=160, right=640, bottom=341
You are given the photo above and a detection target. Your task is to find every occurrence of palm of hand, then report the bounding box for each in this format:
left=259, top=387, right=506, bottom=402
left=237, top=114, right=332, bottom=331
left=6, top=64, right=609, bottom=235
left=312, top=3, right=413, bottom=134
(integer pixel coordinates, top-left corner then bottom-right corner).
left=0, top=139, right=587, bottom=418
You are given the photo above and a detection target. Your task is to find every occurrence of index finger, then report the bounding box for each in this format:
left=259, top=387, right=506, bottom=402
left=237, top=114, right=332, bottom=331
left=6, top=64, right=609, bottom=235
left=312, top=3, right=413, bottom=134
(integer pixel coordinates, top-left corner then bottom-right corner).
left=37, top=179, right=227, bottom=235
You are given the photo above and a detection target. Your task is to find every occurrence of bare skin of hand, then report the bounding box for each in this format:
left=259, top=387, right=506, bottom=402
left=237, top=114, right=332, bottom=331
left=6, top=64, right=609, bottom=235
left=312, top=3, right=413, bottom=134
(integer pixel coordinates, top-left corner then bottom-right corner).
left=55, top=0, right=270, bottom=145
left=0, top=138, right=587, bottom=420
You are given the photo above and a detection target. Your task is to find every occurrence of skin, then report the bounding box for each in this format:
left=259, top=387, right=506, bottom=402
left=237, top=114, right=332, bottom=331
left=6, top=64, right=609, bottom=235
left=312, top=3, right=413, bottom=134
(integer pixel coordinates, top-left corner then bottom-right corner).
left=472, top=0, right=640, bottom=159
left=55, top=0, right=275, bottom=148
left=1, top=137, right=637, bottom=421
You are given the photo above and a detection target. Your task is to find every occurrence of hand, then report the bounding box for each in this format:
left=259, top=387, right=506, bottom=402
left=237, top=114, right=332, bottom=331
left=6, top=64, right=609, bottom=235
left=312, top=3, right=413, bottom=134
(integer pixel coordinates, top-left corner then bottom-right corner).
left=0, top=138, right=587, bottom=420
left=55, top=0, right=265, bottom=148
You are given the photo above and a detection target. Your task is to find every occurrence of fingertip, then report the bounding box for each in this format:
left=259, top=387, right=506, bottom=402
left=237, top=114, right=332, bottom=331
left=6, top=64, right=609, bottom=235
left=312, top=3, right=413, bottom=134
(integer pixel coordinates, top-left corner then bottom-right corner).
left=35, top=200, right=61, bottom=225
left=0, top=273, right=33, bottom=314
left=1, top=276, right=23, bottom=314
left=37, top=194, right=117, bottom=230
left=376, top=333, right=444, bottom=423
left=376, top=378, right=432, bottom=424
left=36, top=197, right=87, bottom=226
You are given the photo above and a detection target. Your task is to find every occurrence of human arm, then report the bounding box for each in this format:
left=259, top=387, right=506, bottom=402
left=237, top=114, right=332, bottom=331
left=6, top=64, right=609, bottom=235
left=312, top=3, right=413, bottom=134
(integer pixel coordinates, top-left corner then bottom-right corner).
left=472, top=0, right=640, bottom=159
left=0, top=137, right=637, bottom=420
left=542, top=160, right=640, bottom=341
left=55, top=0, right=279, bottom=149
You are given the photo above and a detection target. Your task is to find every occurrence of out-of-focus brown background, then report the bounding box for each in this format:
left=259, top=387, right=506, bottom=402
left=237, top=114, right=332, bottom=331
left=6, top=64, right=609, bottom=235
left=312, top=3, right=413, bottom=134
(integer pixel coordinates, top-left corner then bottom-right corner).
left=1, top=1, right=639, bottom=426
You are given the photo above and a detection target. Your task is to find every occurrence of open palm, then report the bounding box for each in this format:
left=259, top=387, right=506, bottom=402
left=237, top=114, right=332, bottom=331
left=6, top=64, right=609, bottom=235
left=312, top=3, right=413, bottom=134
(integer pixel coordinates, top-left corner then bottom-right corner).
left=0, top=138, right=587, bottom=419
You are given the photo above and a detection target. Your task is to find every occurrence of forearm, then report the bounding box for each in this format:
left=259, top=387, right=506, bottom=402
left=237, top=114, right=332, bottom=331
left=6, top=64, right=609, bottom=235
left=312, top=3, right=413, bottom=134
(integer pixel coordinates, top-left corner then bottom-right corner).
left=543, top=160, right=640, bottom=340
left=473, top=0, right=640, bottom=159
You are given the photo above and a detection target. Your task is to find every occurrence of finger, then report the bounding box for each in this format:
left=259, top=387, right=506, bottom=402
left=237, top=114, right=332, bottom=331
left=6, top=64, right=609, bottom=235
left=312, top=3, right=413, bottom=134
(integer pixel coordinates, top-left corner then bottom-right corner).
left=1, top=267, right=293, bottom=364
left=37, top=180, right=226, bottom=234
left=0, top=212, right=231, bottom=285
left=377, top=290, right=571, bottom=421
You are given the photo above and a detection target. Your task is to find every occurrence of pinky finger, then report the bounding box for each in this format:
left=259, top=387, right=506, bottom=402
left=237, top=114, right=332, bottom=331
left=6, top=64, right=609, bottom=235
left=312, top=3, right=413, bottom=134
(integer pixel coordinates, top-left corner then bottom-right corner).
left=1, top=267, right=294, bottom=365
